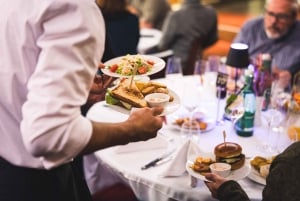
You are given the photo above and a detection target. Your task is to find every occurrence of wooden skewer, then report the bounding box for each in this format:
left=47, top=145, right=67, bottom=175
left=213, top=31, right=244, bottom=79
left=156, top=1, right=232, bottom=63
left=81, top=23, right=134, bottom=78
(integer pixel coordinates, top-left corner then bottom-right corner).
left=129, top=64, right=138, bottom=89
left=223, top=130, right=227, bottom=147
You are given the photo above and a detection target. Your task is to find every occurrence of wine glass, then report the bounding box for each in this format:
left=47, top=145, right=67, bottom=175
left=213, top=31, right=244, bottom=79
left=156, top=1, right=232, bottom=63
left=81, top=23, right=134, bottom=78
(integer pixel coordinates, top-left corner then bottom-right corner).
left=224, top=95, right=245, bottom=124
left=179, top=119, right=201, bottom=144
left=193, top=59, right=207, bottom=86
left=258, top=80, right=287, bottom=154
left=165, top=56, right=183, bottom=94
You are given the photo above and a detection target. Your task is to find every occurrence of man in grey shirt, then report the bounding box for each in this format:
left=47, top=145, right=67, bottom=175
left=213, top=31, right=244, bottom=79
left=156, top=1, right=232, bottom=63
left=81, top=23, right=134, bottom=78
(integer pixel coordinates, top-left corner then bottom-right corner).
left=128, top=0, right=171, bottom=30
left=234, top=0, right=300, bottom=85
left=158, top=0, right=218, bottom=75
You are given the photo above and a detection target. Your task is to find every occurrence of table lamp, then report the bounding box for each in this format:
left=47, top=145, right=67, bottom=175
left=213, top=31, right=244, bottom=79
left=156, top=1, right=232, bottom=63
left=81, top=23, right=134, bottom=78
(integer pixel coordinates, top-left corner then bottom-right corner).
left=226, top=43, right=250, bottom=93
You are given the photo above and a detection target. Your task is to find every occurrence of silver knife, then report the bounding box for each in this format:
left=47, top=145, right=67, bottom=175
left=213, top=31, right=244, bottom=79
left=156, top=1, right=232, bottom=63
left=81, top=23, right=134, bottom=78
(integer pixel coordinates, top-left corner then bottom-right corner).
left=141, top=148, right=174, bottom=170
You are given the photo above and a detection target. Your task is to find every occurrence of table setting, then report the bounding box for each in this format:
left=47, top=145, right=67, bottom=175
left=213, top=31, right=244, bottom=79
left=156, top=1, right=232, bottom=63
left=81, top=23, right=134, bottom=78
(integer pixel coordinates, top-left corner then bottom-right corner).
left=86, top=53, right=299, bottom=201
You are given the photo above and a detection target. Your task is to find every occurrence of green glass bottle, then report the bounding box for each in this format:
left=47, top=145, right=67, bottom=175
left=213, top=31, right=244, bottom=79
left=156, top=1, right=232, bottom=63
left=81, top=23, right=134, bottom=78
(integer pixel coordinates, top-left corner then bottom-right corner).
left=235, top=70, right=256, bottom=137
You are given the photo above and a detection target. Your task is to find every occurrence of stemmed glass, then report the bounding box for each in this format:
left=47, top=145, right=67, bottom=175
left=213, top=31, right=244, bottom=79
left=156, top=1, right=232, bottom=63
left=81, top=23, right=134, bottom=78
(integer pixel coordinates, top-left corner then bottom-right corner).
left=193, top=59, right=207, bottom=87
left=165, top=56, right=183, bottom=82
left=257, top=80, right=288, bottom=154
left=224, top=94, right=245, bottom=124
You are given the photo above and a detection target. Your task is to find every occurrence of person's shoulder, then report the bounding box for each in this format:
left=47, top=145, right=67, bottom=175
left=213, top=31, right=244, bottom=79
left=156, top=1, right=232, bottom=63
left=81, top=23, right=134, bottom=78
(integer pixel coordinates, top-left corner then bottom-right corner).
left=244, top=16, right=263, bottom=26
left=293, top=20, right=300, bottom=30
left=241, top=16, right=264, bottom=30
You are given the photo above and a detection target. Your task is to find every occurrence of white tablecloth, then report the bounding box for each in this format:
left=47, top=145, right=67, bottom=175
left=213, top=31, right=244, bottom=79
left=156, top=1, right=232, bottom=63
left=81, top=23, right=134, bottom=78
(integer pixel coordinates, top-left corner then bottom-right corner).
left=138, top=28, right=162, bottom=54
left=86, top=75, right=292, bottom=201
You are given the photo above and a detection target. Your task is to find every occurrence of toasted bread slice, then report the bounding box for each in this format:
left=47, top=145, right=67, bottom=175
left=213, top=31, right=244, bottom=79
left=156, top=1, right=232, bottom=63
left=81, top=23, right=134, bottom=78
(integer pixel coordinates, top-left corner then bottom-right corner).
left=111, top=79, right=148, bottom=108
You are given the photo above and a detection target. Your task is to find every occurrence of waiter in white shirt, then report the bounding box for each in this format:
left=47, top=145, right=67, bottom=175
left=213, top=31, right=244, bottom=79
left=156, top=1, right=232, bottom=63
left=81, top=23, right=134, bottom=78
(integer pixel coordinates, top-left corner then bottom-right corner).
left=0, top=0, right=163, bottom=201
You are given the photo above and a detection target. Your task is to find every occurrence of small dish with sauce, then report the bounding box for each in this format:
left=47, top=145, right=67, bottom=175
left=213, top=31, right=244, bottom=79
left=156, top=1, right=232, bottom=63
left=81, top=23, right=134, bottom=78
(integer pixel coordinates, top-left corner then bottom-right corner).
left=209, top=163, right=231, bottom=177
left=145, top=93, right=170, bottom=107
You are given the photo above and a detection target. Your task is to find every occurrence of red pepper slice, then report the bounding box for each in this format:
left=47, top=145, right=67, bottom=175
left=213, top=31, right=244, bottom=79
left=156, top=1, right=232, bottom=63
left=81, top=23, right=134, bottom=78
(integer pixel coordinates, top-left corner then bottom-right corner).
left=147, top=60, right=155, bottom=65
left=137, top=66, right=147, bottom=74
left=109, top=64, right=118, bottom=72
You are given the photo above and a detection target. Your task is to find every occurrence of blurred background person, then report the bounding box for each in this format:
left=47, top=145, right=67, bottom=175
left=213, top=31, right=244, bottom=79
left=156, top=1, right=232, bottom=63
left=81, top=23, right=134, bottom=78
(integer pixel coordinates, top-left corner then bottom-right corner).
left=234, top=0, right=300, bottom=86
left=96, top=0, right=140, bottom=56
left=156, top=0, right=218, bottom=75
left=127, top=0, right=171, bottom=30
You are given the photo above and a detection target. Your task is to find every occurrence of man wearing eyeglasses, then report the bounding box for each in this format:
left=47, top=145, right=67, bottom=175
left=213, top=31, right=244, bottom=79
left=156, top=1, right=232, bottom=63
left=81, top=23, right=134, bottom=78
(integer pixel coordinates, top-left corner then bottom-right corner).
left=234, top=0, right=300, bottom=87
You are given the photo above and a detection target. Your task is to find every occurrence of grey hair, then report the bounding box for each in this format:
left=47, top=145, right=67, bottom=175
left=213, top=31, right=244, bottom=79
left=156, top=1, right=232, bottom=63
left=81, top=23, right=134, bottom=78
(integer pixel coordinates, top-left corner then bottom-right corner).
left=266, top=0, right=299, bottom=16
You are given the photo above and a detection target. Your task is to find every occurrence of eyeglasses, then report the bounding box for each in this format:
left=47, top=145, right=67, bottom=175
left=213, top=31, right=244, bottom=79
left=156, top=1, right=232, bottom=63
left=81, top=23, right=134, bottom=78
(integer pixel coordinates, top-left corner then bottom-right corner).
left=265, top=9, right=293, bottom=22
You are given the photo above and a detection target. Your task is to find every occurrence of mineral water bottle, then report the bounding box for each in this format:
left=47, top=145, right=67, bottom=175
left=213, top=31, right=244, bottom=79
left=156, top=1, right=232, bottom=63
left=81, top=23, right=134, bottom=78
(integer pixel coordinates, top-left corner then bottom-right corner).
left=235, top=70, right=256, bottom=137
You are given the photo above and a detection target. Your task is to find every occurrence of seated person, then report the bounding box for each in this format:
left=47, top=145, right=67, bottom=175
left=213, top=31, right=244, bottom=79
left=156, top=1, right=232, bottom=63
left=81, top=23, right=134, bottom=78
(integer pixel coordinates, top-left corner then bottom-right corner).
left=155, top=0, right=218, bottom=75
left=96, top=0, right=140, bottom=56
left=234, top=0, right=300, bottom=86
left=127, top=0, right=171, bottom=30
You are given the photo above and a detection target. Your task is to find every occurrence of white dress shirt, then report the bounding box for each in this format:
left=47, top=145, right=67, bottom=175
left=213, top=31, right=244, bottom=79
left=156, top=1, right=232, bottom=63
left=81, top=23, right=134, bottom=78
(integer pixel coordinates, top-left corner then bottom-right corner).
left=0, top=0, right=105, bottom=169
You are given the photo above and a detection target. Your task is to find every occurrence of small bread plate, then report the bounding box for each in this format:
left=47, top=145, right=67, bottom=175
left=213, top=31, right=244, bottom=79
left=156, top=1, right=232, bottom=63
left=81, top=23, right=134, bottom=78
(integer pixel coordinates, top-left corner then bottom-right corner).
left=186, top=160, right=251, bottom=181
left=168, top=111, right=215, bottom=133
left=247, top=166, right=266, bottom=185
left=102, top=54, right=165, bottom=78
left=106, top=89, right=180, bottom=116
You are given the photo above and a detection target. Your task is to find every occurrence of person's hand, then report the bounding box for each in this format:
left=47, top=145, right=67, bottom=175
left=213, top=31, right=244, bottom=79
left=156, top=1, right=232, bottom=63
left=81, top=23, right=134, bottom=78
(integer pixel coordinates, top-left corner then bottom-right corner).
left=81, top=64, right=115, bottom=115
left=204, top=173, right=228, bottom=199
left=126, top=106, right=164, bottom=142
left=273, top=67, right=291, bottom=88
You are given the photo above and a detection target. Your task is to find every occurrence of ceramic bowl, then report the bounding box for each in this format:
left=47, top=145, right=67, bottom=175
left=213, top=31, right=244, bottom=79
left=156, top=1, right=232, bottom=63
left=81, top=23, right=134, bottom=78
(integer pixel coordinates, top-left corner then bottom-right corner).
left=145, top=93, right=170, bottom=107
left=209, top=163, right=231, bottom=177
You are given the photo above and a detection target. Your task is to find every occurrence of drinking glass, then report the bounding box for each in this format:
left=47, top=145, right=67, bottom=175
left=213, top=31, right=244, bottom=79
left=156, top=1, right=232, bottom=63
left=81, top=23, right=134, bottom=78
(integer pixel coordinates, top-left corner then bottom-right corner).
left=224, top=95, right=245, bottom=124
left=257, top=80, right=287, bottom=154
left=165, top=56, right=183, bottom=93
left=179, top=120, right=201, bottom=144
left=193, top=59, right=207, bottom=86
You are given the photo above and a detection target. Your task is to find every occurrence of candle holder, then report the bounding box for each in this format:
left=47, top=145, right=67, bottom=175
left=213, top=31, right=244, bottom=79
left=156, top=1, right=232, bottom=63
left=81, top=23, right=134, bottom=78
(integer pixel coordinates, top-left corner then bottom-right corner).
left=226, top=43, right=250, bottom=93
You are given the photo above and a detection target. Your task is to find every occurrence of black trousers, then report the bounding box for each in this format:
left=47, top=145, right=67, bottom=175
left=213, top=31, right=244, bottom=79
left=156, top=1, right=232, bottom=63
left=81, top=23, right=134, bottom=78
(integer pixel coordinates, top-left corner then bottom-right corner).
left=0, top=157, right=92, bottom=201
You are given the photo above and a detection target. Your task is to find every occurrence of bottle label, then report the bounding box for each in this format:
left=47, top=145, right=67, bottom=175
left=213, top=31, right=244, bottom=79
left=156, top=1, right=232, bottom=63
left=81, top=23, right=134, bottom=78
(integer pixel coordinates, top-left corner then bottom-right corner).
left=235, top=113, right=255, bottom=135
left=244, top=94, right=256, bottom=113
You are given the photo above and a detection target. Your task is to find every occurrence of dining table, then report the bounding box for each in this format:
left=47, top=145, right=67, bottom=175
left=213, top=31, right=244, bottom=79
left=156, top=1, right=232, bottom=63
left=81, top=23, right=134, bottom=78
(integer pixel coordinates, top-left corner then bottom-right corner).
left=86, top=75, right=293, bottom=201
left=137, top=28, right=162, bottom=54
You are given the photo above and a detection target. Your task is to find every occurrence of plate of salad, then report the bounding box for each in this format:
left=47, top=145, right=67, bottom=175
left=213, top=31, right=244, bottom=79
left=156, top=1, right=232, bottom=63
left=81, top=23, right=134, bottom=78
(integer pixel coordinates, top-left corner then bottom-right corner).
left=102, top=54, right=165, bottom=78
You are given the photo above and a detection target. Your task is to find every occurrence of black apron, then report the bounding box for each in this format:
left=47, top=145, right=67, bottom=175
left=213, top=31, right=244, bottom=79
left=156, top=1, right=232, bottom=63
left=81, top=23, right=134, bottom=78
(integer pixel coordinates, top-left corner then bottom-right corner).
left=0, top=156, right=92, bottom=201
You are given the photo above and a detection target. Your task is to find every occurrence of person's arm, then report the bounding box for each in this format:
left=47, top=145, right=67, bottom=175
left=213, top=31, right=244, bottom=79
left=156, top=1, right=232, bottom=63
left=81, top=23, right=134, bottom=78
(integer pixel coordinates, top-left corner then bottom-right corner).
left=262, top=154, right=299, bottom=201
left=82, top=107, right=163, bottom=155
left=205, top=173, right=250, bottom=201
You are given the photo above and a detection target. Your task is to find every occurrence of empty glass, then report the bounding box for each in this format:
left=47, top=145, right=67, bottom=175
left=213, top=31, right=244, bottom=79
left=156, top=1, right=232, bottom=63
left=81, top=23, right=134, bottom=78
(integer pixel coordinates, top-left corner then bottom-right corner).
left=179, top=120, right=201, bottom=144
left=165, top=56, right=183, bottom=94
left=193, top=59, right=207, bottom=86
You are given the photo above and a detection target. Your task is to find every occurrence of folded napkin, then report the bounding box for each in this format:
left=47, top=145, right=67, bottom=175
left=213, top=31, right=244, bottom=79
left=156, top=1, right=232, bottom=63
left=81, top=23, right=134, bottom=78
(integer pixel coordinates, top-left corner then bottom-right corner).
left=115, top=135, right=169, bottom=153
left=160, top=139, right=202, bottom=177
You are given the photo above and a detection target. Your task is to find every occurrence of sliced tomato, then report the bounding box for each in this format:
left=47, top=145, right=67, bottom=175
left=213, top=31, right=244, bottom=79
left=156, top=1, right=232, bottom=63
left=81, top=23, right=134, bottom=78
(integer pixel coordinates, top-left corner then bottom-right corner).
left=109, top=64, right=118, bottom=72
left=147, top=60, right=155, bottom=65
left=137, top=66, right=147, bottom=74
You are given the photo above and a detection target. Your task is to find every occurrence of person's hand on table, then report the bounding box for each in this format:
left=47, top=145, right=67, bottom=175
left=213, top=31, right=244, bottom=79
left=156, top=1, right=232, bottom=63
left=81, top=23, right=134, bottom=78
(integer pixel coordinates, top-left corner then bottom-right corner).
left=126, top=106, right=164, bottom=142
left=273, top=67, right=292, bottom=88
left=204, top=173, right=228, bottom=199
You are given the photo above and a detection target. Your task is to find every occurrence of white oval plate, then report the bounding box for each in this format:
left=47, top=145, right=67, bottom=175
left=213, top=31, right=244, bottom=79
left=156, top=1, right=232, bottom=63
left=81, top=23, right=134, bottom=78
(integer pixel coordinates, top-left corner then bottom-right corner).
left=186, top=160, right=251, bottom=181
left=247, top=166, right=266, bottom=185
left=102, top=54, right=165, bottom=78
left=168, top=113, right=216, bottom=133
left=106, top=89, right=180, bottom=116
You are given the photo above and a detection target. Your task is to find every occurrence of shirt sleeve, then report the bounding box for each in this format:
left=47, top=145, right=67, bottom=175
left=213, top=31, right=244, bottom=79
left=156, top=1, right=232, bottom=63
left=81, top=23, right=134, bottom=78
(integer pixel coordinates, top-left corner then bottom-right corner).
left=217, top=180, right=250, bottom=201
left=20, top=0, right=105, bottom=169
left=262, top=156, right=300, bottom=201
